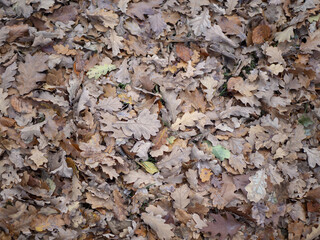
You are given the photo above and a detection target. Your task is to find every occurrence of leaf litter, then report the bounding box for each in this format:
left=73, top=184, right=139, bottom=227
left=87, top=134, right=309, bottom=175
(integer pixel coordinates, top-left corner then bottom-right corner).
left=0, top=0, right=320, bottom=239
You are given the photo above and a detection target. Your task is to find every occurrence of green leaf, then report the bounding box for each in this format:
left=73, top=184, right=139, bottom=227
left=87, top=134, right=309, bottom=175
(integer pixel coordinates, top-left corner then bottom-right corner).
left=212, top=145, right=230, bottom=161
left=86, top=64, right=116, bottom=79
left=138, top=161, right=159, bottom=174
left=167, top=136, right=176, bottom=144
left=298, top=115, right=313, bottom=128
left=308, top=14, right=320, bottom=23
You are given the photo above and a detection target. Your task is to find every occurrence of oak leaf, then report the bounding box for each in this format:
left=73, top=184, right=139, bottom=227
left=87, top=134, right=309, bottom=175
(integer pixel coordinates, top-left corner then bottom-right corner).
left=1, top=62, right=17, bottom=90
left=16, top=53, right=48, bottom=95
left=0, top=88, right=9, bottom=116
left=53, top=44, right=77, bottom=56
left=31, top=214, right=64, bottom=232
left=252, top=24, right=271, bottom=44
left=87, top=9, right=119, bottom=29
left=141, top=213, right=174, bottom=240
left=190, top=8, right=211, bottom=36
left=127, top=0, right=163, bottom=20
left=98, top=97, right=122, bottom=113
left=148, top=12, right=167, bottom=35
left=30, top=146, right=48, bottom=168
left=245, top=170, right=267, bottom=202
left=176, top=43, right=193, bottom=62
left=202, top=213, right=242, bottom=240
left=304, top=147, right=320, bottom=168
left=114, top=109, right=161, bottom=140
left=188, top=0, right=210, bottom=15
left=171, top=111, right=206, bottom=131
left=103, top=30, right=124, bottom=56
left=200, top=168, right=213, bottom=182
left=171, top=184, right=190, bottom=209
left=275, top=26, right=294, bottom=42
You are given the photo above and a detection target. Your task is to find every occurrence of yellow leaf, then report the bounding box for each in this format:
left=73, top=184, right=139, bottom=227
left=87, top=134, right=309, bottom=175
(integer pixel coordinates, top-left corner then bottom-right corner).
left=118, top=93, right=133, bottom=104
left=200, top=168, right=213, bottom=182
left=138, top=161, right=159, bottom=174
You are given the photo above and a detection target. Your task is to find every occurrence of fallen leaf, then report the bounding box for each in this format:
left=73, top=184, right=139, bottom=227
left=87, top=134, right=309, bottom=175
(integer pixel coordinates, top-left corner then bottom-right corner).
left=176, top=43, right=193, bottom=62
left=16, top=53, right=48, bottom=95
left=274, top=26, right=294, bottom=42
left=304, top=147, right=320, bottom=168
left=252, top=24, right=271, bottom=44
left=200, top=168, right=213, bottom=182
left=171, top=184, right=190, bottom=210
left=212, top=145, right=231, bottom=161
left=190, top=8, right=211, bottom=36
left=245, top=170, right=267, bottom=202
left=202, top=213, right=242, bottom=240
left=114, top=109, right=161, bottom=140
left=87, top=64, right=116, bottom=79
left=141, top=213, right=174, bottom=240
left=171, top=111, right=206, bottom=131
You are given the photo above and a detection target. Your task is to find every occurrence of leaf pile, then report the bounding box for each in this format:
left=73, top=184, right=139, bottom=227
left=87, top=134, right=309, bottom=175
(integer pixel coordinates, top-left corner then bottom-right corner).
left=0, top=0, right=320, bottom=239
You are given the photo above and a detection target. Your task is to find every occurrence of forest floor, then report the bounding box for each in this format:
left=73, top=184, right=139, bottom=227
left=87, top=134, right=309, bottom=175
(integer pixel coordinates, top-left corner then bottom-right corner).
left=0, top=0, right=320, bottom=239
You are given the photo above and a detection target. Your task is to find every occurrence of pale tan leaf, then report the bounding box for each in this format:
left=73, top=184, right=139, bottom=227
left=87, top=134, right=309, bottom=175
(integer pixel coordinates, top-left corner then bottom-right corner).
left=30, top=146, right=48, bottom=168
left=114, top=109, right=161, bottom=140
left=141, top=213, right=174, bottom=240
left=304, top=147, right=320, bottom=168
left=0, top=88, right=9, bottom=116
left=123, top=170, right=161, bottom=188
left=188, top=0, right=210, bottom=15
left=16, top=53, right=48, bottom=94
left=229, top=154, right=246, bottom=174
left=157, top=146, right=191, bottom=170
left=245, top=170, right=267, bottom=202
left=98, top=97, right=122, bottom=113
left=200, top=76, right=219, bottom=102
left=190, top=8, right=211, bottom=36
left=171, top=184, right=190, bottom=209
left=265, top=46, right=285, bottom=65
left=102, top=30, right=124, bottom=56
left=193, top=213, right=208, bottom=229
left=171, top=111, right=206, bottom=131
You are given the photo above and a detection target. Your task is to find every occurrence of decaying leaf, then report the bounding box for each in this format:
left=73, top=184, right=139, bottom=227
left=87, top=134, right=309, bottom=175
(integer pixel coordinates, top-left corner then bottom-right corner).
left=252, top=24, right=271, bottom=44
left=200, top=168, right=213, bottom=182
left=245, top=170, right=267, bottom=202
left=87, top=64, right=116, bottom=79
left=171, top=184, right=191, bottom=209
left=16, top=53, right=48, bottom=94
left=304, top=147, right=320, bottom=168
left=29, top=146, right=48, bottom=168
left=171, top=111, right=206, bottom=131
left=0, top=88, right=9, bottom=115
left=141, top=213, right=174, bottom=240
left=190, top=8, right=211, bottom=36
left=275, top=26, right=294, bottom=42
left=202, top=213, right=242, bottom=240
left=114, top=109, right=161, bottom=140
left=212, top=145, right=231, bottom=161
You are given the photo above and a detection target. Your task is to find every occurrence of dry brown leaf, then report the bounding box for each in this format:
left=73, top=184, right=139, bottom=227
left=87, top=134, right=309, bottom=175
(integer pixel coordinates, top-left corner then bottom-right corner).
left=113, top=189, right=127, bottom=221
left=171, top=184, right=191, bottom=210
left=29, top=146, right=48, bottom=168
left=252, top=24, right=271, bottom=44
left=31, top=214, right=64, bottom=232
left=53, top=44, right=77, bottom=56
left=171, top=111, right=206, bottom=131
left=141, top=213, right=174, bottom=240
left=152, top=127, right=168, bottom=151
left=16, top=53, right=48, bottom=95
left=200, top=168, right=213, bottom=182
left=176, top=43, right=193, bottom=62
